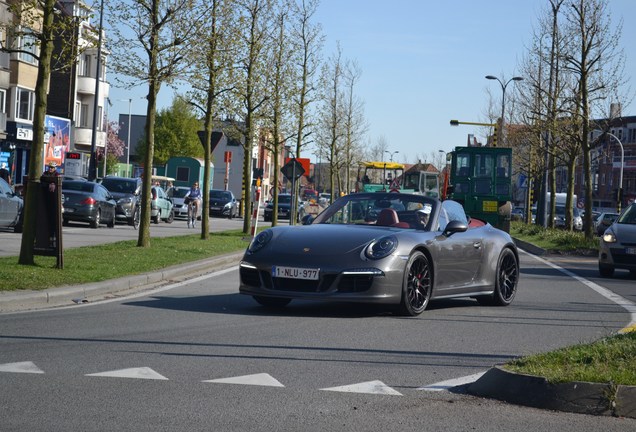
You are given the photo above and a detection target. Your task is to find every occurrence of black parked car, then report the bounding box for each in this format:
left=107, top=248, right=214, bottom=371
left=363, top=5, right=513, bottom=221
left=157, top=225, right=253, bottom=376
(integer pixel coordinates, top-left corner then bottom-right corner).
left=62, top=180, right=116, bottom=228
left=263, top=193, right=299, bottom=222
left=101, top=176, right=142, bottom=226
left=209, top=189, right=239, bottom=218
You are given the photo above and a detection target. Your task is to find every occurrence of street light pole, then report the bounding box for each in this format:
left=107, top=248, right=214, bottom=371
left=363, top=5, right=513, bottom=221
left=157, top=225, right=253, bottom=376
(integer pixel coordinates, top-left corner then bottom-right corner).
left=385, top=150, right=399, bottom=162
left=88, top=0, right=105, bottom=181
left=485, top=75, right=523, bottom=146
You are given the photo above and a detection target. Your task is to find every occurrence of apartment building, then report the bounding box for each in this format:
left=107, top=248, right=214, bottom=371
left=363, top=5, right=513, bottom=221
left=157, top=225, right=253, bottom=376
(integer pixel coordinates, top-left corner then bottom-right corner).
left=0, top=0, right=108, bottom=183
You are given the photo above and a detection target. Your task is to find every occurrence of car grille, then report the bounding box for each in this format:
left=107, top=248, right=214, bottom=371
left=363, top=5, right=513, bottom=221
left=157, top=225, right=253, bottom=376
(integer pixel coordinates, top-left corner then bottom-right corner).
left=336, top=275, right=374, bottom=293
left=610, top=248, right=636, bottom=265
left=240, top=267, right=261, bottom=287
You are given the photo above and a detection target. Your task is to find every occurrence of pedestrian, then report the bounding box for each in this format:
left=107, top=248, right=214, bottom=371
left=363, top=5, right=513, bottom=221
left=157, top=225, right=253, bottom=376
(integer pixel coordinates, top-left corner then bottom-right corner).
left=41, top=161, right=60, bottom=245
left=0, top=162, right=10, bottom=185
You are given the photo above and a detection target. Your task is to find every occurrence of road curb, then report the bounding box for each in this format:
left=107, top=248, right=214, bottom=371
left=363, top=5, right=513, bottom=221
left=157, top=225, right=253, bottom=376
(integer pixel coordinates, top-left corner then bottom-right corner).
left=467, top=365, right=636, bottom=419
left=512, top=237, right=547, bottom=256
left=0, top=251, right=244, bottom=312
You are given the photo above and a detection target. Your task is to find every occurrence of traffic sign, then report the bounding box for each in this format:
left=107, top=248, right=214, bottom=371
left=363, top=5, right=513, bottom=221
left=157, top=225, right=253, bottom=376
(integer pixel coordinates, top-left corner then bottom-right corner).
left=281, top=159, right=305, bottom=181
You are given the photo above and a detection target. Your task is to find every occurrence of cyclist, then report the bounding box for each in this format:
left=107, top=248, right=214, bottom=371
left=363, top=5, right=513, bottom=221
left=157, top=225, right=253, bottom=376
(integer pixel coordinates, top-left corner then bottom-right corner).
left=184, top=181, right=202, bottom=228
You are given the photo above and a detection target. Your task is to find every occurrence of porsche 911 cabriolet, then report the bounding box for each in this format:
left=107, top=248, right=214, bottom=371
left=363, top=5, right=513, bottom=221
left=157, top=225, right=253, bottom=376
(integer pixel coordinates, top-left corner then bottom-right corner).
left=239, top=192, right=519, bottom=316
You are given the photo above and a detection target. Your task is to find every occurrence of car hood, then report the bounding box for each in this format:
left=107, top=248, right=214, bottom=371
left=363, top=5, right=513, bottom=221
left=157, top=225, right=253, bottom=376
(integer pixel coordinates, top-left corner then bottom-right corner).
left=611, top=223, right=636, bottom=242
left=252, top=224, right=409, bottom=257
left=210, top=198, right=231, bottom=206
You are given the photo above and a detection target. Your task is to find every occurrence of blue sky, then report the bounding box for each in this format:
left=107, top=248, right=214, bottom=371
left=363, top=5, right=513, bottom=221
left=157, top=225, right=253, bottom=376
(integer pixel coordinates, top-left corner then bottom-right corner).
left=107, top=0, right=636, bottom=165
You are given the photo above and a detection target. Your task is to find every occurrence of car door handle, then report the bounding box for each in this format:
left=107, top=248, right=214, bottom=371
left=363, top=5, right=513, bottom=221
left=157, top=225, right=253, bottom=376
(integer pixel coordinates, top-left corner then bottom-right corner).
left=473, top=241, right=482, bottom=249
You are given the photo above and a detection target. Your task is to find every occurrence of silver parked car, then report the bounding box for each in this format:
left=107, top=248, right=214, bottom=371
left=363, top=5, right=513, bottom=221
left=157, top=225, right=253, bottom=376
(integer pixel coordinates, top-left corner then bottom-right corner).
left=0, top=178, right=22, bottom=232
left=167, top=186, right=191, bottom=219
left=598, top=203, right=636, bottom=278
left=240, top=192, right=520, bottom=316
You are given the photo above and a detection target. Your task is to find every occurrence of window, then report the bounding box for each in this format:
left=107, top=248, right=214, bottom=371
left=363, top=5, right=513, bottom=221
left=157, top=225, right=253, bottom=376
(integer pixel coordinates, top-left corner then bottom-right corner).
left=629, top=129, right=636, bottom=143
left=176, top=167, right=190, bottom=182
left=80, top=54, right=91, bottom=77
left=474, top=154, right=494, bottom=178
left=80, top=103, right=89, bottom=127
left=18, top=31, right=38, bottom=64
left=15, top=88, right=35, bottom=121
left=0, top=88, right=6, bottom=113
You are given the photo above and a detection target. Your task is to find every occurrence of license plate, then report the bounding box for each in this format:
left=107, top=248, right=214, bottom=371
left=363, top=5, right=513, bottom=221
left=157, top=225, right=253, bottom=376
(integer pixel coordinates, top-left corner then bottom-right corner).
left=272, top=266, right=319, bottom=280
left=211, top=206, right=221, bottom=211
left=627, top=248, right=636, bottom=255
left=482, top=200, right=498, bottom=212
left=64, top=208, right=75, bottom=213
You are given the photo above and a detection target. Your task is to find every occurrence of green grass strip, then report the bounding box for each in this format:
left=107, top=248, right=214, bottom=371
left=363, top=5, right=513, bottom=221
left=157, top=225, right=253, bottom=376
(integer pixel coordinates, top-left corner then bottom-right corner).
left=0, top=231, right=249, bottom=291
left=504, top=332, right=636, bottom=385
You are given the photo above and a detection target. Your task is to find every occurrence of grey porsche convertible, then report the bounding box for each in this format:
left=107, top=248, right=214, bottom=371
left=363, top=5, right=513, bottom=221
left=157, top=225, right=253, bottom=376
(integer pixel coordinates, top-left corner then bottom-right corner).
left=239, top=192, right=519, bottom=316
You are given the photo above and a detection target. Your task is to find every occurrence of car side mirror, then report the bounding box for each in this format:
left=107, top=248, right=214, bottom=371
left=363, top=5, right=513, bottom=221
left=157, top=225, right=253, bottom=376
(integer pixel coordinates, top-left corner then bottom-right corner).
left=443, top=220, right=468, bottom=237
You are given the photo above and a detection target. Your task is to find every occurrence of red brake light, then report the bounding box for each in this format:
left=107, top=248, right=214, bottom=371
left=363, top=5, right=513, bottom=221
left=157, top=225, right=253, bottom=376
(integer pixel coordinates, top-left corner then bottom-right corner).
left=81, top=197, right=96, bottom=205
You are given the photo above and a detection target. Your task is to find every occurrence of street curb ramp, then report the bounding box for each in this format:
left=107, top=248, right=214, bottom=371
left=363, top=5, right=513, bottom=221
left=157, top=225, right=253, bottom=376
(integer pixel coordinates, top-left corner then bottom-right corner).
left=467, top=365, right=636, bottom=419
left=0, top=251, right=244, bottom=312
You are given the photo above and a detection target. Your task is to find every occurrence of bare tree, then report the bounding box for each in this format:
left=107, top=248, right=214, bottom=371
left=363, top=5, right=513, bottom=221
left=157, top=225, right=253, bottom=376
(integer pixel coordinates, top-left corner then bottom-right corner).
left=187, top=0, right=237, bottom=238
left=561, top=0, right=626, bottom=239
left=107, top=0, right=205, bottom=247
left=230, top=0, right=274, bottom=234
left=341, top=59, right=367, bottom=194
left=290, top=0, right=323, bottom=159
left=2, top=0, right=75, bottom=265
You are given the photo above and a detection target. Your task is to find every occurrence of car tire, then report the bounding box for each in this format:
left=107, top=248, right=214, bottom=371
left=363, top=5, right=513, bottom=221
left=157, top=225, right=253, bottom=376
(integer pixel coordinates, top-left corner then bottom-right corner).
left=253, top=296, right=291, bottom=308
left=63, top=218, right=69, bottom=227
left=398, top=251, right=431, bottom=316
left=133, top=207, right=140, bottom=230
left=599, top=264, right=614, bottom=278
left=91, top=209, right=101, bottom=229
left=165, top=209, right=174, bottom=224
left=478, top=248, right=519, bottom=306
left=153, top=210, right=160, bottom=224
left=107, top=214, right=115, bottom=228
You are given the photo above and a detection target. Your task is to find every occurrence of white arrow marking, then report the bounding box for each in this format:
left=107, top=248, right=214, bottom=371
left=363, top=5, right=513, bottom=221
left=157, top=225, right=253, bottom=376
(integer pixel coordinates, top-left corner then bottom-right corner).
left=203, top=373, right=284, bottom=387
left=417, top=372, right=486, bottom=391
left=86, top=367, right=168, bottom=380
left=0, top=361, right=44, bottom=374
left=321, top=380, right=402, bottom=396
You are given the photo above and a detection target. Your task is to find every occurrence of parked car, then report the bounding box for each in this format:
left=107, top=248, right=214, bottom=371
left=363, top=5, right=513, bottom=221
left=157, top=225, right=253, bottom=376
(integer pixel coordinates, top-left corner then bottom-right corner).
left=209, top=189, right=239, bottom=218
left=594, top=211, right=619, bottom=236
left=263, top=193, right=300, bottom=222
left=150, top=185, right=174, bottom=224
left=511, top=207, right=525, bottom=221
left=598, top=203, right=636, bottom=278
left=554, top=206, right=583, bottom=231
left=167, top=186, right=191, bottom=219
left=101, top=176, right=142, bottom=226
left=62, top=180, right=116, bottom=228
left=240, top=192, right=520, bottom=316
left=0, top=178, right=23, bottom=232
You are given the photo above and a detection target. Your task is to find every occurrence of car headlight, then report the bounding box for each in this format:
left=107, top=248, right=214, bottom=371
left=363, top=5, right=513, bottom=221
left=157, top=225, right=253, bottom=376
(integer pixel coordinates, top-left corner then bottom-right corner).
left=224, top=203, right=231, bottom=209
left=602, top=230, right=617, bottom=243
left=365, top=235, right=398, bottom=259
left=248, top=229, right=273, bottom=254
left=118, top=197, right=133, bottom=204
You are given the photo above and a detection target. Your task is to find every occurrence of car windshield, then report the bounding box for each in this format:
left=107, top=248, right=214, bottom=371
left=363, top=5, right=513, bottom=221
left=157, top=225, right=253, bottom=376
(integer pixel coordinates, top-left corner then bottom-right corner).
left=278, top=195, right=292, bottom=204
left=210, top=190, right=231, bottom=200
left=102, top=178, right=138, bottom=194
left=617, top=205, right=636, bottom=225
left=311, top=192, right=439, bottom=230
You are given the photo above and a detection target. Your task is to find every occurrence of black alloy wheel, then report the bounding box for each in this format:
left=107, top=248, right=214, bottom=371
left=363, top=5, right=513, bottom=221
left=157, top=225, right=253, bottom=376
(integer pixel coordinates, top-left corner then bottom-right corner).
left=132, top=207, right=140, bottom=230
left=91, top=209, right=101, bottom=229
left=399, top=251, right=432, bottom=316
left=479, top=248, right=519, bottom=306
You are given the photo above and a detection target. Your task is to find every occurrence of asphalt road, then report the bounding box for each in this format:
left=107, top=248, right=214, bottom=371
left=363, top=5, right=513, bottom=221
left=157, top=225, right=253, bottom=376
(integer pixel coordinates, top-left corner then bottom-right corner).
left=1, top=251, right=635, bottom=431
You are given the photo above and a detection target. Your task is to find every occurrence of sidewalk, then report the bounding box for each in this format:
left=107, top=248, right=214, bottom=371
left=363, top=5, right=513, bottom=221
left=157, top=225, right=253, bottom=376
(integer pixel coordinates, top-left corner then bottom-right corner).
left=0, top=251, right=244, bottom=313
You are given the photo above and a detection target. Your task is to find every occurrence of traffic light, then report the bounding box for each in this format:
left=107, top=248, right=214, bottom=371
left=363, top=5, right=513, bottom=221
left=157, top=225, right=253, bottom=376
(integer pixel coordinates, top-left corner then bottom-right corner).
left=491, top=125, right=498, bottom=147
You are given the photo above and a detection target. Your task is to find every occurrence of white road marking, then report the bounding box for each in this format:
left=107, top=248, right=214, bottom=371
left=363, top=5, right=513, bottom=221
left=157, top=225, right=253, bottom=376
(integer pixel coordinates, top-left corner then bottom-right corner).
left=0, top=361, right=44, bottom=374
left=320, top=380, right=402, bottom=396
left=203, top=373, right=284, bottom=387
left=417, top=371, right=486, bottom=391
left=85, top=367, right=168, bottom=380
left=521, top=249, right=636, bottom=333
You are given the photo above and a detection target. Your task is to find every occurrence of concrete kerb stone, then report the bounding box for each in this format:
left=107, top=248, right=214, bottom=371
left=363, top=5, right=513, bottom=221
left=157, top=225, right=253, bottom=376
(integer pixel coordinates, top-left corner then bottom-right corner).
left=0, top=251, right=244, bottom=312
left=467, top=365, right=636, bottom=419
